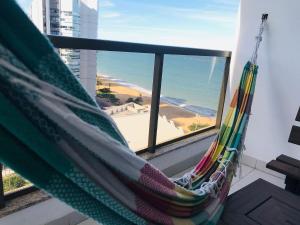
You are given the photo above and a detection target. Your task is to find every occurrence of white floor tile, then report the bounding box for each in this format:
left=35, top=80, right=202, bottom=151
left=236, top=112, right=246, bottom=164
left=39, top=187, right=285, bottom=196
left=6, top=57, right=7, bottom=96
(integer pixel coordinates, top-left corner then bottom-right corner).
left=229, top=169, right=285, bottom=195
left=231, top=164, right=254, bottom=186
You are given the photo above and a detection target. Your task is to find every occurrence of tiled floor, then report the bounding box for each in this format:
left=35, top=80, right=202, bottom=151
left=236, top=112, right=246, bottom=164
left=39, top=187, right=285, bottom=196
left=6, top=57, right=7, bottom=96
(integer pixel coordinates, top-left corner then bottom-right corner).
left=78, top=164, right=286, bottom=225
left=229, top=164, right=285, bottom=194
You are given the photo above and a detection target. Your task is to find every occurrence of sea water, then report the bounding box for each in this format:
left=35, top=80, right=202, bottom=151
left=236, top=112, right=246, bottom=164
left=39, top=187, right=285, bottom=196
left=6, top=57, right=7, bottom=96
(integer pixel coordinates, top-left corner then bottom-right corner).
left=97, top=51, right=225, bottom=117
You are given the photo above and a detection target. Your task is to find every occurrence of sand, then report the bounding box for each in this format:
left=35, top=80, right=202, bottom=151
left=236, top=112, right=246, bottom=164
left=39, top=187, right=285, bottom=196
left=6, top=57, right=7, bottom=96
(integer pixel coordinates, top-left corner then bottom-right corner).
left=97, top=75, right=215, bottom=133
left=159, top=104, right=215, bottom=132
left=97, top=77, right=151, bottom=105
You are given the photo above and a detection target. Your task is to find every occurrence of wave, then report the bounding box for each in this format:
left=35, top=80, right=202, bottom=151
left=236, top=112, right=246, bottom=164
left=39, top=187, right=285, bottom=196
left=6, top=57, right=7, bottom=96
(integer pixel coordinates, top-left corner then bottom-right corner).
left=99, top=74, right=152, bottom=95
left=98, top=73, right=216, bottom=117
left=160, top=96, right=216, bottom=117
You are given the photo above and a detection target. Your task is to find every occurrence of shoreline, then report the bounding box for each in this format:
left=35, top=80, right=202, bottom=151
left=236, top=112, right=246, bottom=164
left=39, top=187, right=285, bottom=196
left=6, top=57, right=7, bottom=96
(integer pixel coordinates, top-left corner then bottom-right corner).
left=98, top=73, right=217, bottom=117
left=96, top=74, right=216, bottom=133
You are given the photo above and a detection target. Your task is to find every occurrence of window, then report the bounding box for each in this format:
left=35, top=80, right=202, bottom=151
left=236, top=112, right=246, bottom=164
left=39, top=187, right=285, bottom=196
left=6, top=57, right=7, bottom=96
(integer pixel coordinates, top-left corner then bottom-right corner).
left=53, top=45, right=229, bottom=153
left=157, top=55, right=226, bottom=144
left=97, top=51, right=154, bottom=151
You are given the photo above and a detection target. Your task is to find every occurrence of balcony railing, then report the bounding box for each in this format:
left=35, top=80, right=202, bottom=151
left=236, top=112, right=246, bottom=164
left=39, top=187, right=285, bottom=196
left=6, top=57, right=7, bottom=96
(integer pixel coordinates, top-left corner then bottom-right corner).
left=49, top=35, right=231, bottom=152
left=0, top=36, right=231, bottom=208
left=0, top=165, right=37, bottom=209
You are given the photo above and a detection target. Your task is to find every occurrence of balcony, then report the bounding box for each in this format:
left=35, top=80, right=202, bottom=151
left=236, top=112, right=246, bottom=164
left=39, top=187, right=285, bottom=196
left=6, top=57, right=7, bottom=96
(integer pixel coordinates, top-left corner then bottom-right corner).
left=1, top=0, right=300, bottom=224
left=0, top=36, right=231, bottom=210
left=0, top=36, right=292, bottom=225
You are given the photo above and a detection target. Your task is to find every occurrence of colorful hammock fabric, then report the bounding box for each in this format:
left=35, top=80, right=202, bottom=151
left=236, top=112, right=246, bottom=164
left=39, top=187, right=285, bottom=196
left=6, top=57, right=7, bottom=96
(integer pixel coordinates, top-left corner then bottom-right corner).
left=0, top=1, right=265, bottom=225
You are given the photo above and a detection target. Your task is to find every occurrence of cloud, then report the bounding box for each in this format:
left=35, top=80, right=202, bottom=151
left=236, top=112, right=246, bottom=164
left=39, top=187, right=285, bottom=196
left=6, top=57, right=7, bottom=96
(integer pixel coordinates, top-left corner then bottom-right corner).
left=100, top=0, right=115, bottom=8
left=16, top=0, right=30, bottom=5
left=155, top=6, right=236, bottom=24
left=99, top=28, right=234, bottom=50
left=100, top=24, right=211, bottom=35
left=185, top=10, right=236, bottom=24
left=98, top=23, right=235, bottom=50
left=100, top=12, right=121, bottom=19
left=16, top=0, right=32, bottom=13
left=115, top=2, right=237, bottom=25
left=212, top=0, right=240, bottom=7
left=97, top=1, right=239, bottom=50
left=99, top=1, right=120, bottom=19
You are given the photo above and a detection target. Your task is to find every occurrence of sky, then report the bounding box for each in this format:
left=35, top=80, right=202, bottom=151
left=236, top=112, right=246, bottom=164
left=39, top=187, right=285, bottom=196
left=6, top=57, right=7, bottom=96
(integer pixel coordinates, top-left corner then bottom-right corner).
left=17, top=0, right=240, bottom=50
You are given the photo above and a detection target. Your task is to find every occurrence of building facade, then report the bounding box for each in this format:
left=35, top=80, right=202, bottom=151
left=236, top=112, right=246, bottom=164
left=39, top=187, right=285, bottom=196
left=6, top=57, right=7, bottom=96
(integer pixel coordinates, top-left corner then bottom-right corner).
left=79, top=0, right=98, bottom=97
left=30, top=0, right=98, bottom=97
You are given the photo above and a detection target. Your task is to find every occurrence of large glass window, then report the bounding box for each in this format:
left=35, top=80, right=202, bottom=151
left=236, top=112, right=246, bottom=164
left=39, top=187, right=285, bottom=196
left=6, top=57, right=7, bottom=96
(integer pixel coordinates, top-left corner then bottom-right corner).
left=97, top=51, right=154, bottom=151
left=58, top=49, right=228, bottom=152
left=156, top=55, right=226, bottom=144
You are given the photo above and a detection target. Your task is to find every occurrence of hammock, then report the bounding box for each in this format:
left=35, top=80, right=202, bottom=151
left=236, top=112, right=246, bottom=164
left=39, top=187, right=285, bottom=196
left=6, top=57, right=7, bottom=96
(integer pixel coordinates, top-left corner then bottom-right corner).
left=0, top=1, right=267, bottom=225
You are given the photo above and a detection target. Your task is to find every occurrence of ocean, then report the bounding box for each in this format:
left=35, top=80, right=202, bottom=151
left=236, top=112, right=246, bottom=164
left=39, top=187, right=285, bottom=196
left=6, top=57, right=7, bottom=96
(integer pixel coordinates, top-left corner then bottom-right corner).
left=97, top=51, right=226, bottom=117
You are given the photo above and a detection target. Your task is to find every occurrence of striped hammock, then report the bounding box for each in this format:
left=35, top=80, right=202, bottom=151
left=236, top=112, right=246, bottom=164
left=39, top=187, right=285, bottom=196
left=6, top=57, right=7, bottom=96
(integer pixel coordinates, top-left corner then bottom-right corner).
left=0, top=1, right=265, bottom=225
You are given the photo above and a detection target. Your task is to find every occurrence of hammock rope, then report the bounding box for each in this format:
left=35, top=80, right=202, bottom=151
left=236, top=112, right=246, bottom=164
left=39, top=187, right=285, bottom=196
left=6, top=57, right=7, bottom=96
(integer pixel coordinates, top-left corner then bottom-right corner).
left=251, top=14, right=268, bottom=64
left=0, top=1, right=268, bottom=225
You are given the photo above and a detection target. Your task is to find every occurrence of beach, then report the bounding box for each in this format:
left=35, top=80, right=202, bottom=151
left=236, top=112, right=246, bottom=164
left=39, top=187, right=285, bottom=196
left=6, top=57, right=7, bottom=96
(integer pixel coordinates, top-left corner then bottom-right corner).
left=96, top=75, right=216, bottom=134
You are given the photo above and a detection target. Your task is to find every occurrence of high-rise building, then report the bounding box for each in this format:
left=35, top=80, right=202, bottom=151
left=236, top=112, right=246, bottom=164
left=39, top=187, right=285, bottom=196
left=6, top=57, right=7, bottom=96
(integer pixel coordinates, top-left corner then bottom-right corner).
left=79, top=0, right=98, bottom=97
left=30, top=0, right=98, bottom=97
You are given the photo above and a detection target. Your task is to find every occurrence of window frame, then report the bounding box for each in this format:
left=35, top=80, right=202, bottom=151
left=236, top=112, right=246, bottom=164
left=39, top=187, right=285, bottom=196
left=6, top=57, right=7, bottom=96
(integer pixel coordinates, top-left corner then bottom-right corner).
left=49, top=35, right=231, bottom=153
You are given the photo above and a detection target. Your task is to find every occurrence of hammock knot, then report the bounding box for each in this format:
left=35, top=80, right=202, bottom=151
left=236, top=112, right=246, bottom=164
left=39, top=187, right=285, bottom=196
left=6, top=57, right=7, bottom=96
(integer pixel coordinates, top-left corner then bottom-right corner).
left=196, top=158, right=230, bottom=198
left=255, top=35, right=262, bottom=42
left=174, top=170, right=196, bottom=189
left=226, top=147, right=238, bottom=153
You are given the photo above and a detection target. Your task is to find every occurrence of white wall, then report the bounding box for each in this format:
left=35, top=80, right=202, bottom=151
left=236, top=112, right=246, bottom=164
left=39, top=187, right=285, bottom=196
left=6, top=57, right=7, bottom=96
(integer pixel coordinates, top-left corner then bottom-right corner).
left=227, top=0, right=300, bottom=162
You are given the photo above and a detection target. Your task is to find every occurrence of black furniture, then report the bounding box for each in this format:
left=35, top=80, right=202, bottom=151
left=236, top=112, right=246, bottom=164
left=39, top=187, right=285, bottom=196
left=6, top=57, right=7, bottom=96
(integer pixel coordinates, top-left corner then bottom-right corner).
left=219, top=179, right=300, bottom=225
left=267, top=154, right=300, bottom=195
left=288, top=107, right=300, bottom=145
